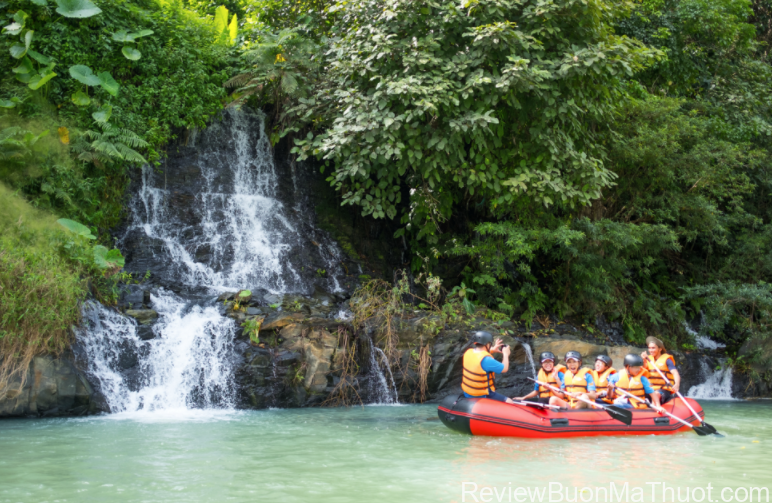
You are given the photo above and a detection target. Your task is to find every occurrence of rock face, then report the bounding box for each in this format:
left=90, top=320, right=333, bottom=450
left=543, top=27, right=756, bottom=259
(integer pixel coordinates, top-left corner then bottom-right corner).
left=0, top=354, right=97, bottom=417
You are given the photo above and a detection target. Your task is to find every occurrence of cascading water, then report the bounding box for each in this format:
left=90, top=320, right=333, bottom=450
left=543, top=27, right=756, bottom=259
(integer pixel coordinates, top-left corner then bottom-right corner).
left=122, top=108, right=345, bottom=294
left=366, top=339, right=399, bottom=405
left=687, top=359, right=735, bottom=400
left=78, top=291, right=236, bottom=415
left=79, top=108, right=351, bottom=415
left=522, top=342, right=537, bottom=378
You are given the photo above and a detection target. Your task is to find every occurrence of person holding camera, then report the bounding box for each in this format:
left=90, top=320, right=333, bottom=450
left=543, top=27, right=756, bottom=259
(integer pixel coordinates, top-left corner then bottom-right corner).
left=461, top=331, right=514, bottom=403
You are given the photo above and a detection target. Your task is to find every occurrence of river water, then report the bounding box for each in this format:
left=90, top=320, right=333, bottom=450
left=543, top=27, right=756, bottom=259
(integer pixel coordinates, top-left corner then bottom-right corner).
left=0, top=401, right=769, bottom=503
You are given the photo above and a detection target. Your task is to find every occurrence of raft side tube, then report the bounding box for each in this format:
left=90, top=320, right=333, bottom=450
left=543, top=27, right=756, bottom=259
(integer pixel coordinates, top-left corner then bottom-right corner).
left=438, top=394, right=472, bottom=434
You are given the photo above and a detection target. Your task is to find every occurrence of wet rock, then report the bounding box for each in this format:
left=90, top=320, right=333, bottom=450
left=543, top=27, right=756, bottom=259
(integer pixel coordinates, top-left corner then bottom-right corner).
left=0, top=354, right=97, bottom=417
left=217, top=292, right=237, bottom=302
left=125, top=309, right=159, bottom=325
left=246, top=307, right=263, bottom=316
left=262, top=312, right=305, bottom=331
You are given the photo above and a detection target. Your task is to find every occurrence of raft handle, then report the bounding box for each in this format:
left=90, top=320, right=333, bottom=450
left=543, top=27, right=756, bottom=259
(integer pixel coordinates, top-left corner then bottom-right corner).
left=654, top=417, right=670, bottom=426
left=550, top=418, right=570, bottom=427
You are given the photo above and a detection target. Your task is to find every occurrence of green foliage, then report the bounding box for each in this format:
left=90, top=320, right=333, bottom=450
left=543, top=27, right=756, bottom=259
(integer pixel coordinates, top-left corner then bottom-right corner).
left=278, top=0, right=658, bottom=242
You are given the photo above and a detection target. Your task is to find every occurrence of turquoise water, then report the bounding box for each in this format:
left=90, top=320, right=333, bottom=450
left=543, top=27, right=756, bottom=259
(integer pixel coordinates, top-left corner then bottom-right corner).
left=0, top=401, right=770, bottom=503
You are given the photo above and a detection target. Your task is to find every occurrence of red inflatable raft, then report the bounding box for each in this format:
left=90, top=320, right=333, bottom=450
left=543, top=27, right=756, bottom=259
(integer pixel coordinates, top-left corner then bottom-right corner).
left=438, top=394, right=705, bottom=438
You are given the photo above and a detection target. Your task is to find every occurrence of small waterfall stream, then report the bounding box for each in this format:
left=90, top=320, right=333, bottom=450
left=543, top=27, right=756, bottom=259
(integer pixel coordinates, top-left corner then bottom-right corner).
left=79, top=108, right=349, bottom=414
left=366, top=339, right=399, bottom=405
left=522, top=342, right=537, bottom=378
left=687, top=359, right=735, bottom=400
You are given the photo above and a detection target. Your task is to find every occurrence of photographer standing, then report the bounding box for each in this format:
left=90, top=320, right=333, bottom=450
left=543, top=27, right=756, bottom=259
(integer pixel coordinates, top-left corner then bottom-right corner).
left=461, top=331, right=514, bottom=403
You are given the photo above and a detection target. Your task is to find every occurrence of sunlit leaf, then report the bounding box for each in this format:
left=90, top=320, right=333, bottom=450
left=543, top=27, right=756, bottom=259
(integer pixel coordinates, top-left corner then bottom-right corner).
left=214, top=5, right=229, bottom=35
left=69, top=64, right=101, bottom=86
left=112, top=29, right=136, bottom=43
left=24, top=30, right=33, bottom=50
left=122, top=46, right=141, bottom=61
left=30, top=0, right=48, bottom=5
left=93, top=245, right=125, bottom=269
left=92, top=104, right=112, bottom=123
left=55, top=0, right=102, bottom=18
left=131, top=29, right=153, bottom=39
left=58, top=126, right=70, bottom=144
left=57, top=218, right=96, bottom=239
left=228, top=14, right=238, bottom=44
left=97, top=71, right=119, bottom=97
left=71, top=90, right=91, bottom=106
left=28, top=69, right=57, bottom=90
left=0, top=99, right=16, bottom=109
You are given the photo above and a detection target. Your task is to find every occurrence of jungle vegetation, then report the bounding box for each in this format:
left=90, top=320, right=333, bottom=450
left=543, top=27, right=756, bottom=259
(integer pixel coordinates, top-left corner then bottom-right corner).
left=2, top=0, right=772, bottom=392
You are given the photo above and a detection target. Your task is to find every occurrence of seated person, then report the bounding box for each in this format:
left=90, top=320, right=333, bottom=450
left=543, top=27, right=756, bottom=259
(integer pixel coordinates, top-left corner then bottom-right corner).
left=461, top=331, right=513, bottom=403
left=591, top=355, right=616, bottom=404
left=513, top=352, right=565, bottom=404
left=641, top=336, right=680, bottom=405
left=549, top=351, right=596, bottom=409
left=608, top=354, right=664, bottom=412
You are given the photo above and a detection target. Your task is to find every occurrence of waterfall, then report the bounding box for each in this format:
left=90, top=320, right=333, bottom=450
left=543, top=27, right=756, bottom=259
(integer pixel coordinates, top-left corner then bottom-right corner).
left=78, top=291, right=236, bottom=415
left=78, top=108, right=352, bottom=415
left=683, top=320, right=726, bottom=350
left=522, top=342, right=537, bottom=378
left=687, top=359, right=735, bottom=400
left=366, top=339, right=399, bottom=405
left=122, top=107, right=345, bottom=294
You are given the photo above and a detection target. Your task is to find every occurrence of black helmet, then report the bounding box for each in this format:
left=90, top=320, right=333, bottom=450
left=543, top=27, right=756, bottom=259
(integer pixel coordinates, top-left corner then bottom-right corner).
left=596, top=355, right=612, bottom=367
left=624, top=354, right=644, bottom=367
left=471, top=331, right=493, bottom=346
left=565, top=350, right=582, bottom=362
left=540, top=351, right=556, bottom=363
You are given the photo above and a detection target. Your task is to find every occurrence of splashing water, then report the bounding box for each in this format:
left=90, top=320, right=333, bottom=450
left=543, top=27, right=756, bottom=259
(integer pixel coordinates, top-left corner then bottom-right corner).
left=78, top=291, right=236, bottom=416
left=683, top=320, right=726, bottom=350
left=123, top=108, right=344, bottom=294
left=366, top=339, right=399, bottom=405
left=522, top=342, right=537, bottom=378
left=688, top=359, right=735, bottom=400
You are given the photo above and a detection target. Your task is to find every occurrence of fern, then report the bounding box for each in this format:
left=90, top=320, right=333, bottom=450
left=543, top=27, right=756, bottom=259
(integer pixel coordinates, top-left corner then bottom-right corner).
left=76, top=123, right=148, bottom=166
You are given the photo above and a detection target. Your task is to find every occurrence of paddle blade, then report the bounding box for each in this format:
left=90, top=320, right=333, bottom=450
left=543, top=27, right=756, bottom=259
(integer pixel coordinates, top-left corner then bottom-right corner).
left=606, top=406, right=633, bottom=426
left=692, top=425, right=711, bottom=436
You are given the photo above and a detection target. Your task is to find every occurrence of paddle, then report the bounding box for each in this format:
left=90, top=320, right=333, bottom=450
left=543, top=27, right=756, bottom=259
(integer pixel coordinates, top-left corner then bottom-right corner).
left=511, top=400, right=563, bottom=411
left=612, top=387, right=713, bottom=436
left=646, top=357, right=723, bottom=436
left=528, top=378, right=633, bottom=426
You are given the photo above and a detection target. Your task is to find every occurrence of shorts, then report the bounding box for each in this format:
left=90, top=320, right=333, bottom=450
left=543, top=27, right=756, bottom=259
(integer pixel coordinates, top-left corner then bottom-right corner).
left=654, top=389, right=673, bottom=404
left=485, top=391, right=511, bottom=403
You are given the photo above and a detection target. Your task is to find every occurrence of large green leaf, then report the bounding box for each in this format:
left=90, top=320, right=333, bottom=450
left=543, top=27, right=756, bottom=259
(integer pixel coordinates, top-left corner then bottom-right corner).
left=112, top=30, right=136, bottom=43
left=72, top=90, right=91, bottom=106
left=28, top=69, right=57, bottom=90
left=92, top=104, right=112, bottom=123
left=228, top=14, right=238, bottom=44
left=27, top=50, right=51, bottom=65
left=69, top=65, right=100, bottom=86
left=30, top=0, right=48, bottom=5
left=131, top=29, right=153, bottom=39
left=122, top=46, right=141, bottom=61
left=55, top=0, right=102, bottom=18
left=93, top=245, right=125, bottom=270
left=214, top=5, right=229, bottom=35
left=57, top=218, right=96, bottom=239
left=10, top=44, right=27, bottom=59
left=2, top=11, right=28, bottom=36
left=24, top=30, right=33, bottom=50
left=15, top=73, right=32, bottom=84
left=12, top=57, right=33, bottom=74
left=0, top=99, right=16, bottom=109
left=98, top=71, right=119, bottom=97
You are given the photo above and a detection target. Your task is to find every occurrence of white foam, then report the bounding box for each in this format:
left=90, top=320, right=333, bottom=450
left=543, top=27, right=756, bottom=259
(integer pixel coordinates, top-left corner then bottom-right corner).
left=688, top=359, right=735, bottom=400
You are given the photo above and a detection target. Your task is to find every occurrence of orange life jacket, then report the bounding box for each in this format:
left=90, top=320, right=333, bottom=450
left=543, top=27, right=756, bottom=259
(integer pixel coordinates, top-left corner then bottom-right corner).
left=644, top=353, right=676, bottom=390
left=615, top=368, right=650, bottom=409
left=564, top=367, right=592, bottom=393
left=591, top=367, right=617, bottom=403
left=461, top=348, right=496, bottom=396
left=537, top=364, right=567, bottom=398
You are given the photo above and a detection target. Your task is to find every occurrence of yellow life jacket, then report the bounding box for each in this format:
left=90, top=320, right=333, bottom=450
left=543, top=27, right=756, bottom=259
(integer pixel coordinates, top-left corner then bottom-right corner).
left=536, top=364, right=567, bottom=398
left=644, top=353, right=676, bottom=390
left=461, top=348, right=496, bottom=396
left=564, top=367, right=592, bottom=394
left=615, top=368, right=650, bottom=409
left=591, top=367, right=617, bottom=403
